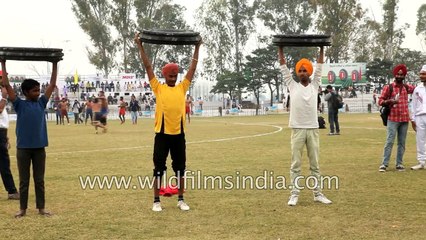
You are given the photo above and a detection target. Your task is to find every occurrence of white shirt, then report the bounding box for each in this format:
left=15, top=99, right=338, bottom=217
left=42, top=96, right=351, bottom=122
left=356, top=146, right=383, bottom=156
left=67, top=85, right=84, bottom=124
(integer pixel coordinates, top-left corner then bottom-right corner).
left=0, top=95, right=9, bottom=129
left=410, top=84, right=426, bottom=122
left=281, top=63, right=322, bottom=128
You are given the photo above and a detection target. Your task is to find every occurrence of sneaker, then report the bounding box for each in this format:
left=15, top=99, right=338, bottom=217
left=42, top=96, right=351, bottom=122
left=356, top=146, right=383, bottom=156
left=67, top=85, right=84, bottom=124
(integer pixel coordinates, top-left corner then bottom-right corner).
left=327, top=132, right=335, bottom=136
left=287, top=194, right=299, bottom=206
left=177, top=200, right=190, bottom=211
left=152, top=202, right=162, bottom=212
left=313, top=193, right=332, bottom=204
left=379, top=165, right=387, bottom=172
left=8, top=192, right=20, bottom=200
left=411, top=163, right=425, bottom=170
left=396, top=164, right=405, bottom=171
left=335, top=132, right=340, bottom=135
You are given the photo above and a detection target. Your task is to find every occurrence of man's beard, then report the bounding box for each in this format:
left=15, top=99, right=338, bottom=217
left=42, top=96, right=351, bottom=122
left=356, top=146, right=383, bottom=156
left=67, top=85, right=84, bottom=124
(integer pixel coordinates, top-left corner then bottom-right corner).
left=395, top=77, right=404, bottom=83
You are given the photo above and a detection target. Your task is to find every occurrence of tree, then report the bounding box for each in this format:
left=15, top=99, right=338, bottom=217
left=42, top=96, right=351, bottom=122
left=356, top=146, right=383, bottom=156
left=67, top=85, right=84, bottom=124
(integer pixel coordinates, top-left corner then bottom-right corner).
left=351, top=19, right=385, bottom=62
left=245, top=45, right=281, bottom=106
left=255, top=0, right=317, bottom=66
left=110, top=0, right=135, bottom=73
left=71, top=0, right=117, bottom=77
left=196, top=0, right=254, bottom=86
left=315, top=0, right=365, bottom=63
left=416, top=4, right=426, bottom=47
left=243, top=67, right=263, bottom=115
left=210, top=71, right=246, bottom=106
left=132, top=0, right=192, bottom=78
left=366, top=58, right=393, bottom=84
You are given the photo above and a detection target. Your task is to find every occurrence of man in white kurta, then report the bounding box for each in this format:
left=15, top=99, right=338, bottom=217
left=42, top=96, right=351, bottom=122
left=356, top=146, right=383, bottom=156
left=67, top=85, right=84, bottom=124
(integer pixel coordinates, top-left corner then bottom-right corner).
left=278, top=47, right=332, bottom=206
left=410, top=65, right=426, bottom=170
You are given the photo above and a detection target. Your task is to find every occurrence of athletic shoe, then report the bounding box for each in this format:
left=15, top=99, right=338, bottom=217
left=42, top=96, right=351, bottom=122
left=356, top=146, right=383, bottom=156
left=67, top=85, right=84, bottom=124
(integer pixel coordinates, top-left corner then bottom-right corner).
left=152, top=202, right=162, bottom=212
left=335, top=132, right=340, bottom=135
left=396, top=165, right=405, bottom=171
left=411, top=163, right=425, bottom=170
left=379, top=165, right=387, bottom=172
left=327, top=132, right=335, bottom=136
left=313, top=193, right=332, bottom=204
left=287, top=194, right=299, bottom=206
left=177, top=200, right=190, bottom=211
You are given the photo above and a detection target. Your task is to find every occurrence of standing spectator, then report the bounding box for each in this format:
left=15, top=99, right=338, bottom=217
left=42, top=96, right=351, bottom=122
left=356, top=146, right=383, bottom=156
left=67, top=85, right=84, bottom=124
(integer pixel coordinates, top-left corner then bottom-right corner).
left=1, top=59, right=57, bottom=217
left=198, top=97, right=203, bottom=110
left=118, top=96, right=127, bottom=124
left=324, top=85, right=341, bottom=135
left=410, top=65, right=426, bottom=170
left=128, top=95, right=140, bottom=124
left=0, top=80, right=20, bottom=200
left=72, top=100, right=82, bottom=124
left=378, top=64, right=415, bottom=172
left=85, top=98, right=93, bottom=125
left=135, top=32, right=201, bottom=212
left=185, top=94, right=193, bottom=123
left=60, top=98, right=70, bottom=125
left=278, top=46, right=332, bottom=206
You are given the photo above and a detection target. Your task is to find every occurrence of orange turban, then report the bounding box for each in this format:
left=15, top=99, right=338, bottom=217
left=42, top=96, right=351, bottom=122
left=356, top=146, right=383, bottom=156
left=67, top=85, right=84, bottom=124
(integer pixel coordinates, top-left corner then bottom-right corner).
left=162, top=63, right=179, bottom=77
left=295, top=58, right=313, bottom=76
left=393, top=64, right=407, bottom=76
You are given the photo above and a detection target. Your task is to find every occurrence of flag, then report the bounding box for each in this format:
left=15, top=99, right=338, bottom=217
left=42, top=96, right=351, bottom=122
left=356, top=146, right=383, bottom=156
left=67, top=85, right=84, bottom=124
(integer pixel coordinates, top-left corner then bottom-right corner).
left=74, top=69, right=79, bottom=84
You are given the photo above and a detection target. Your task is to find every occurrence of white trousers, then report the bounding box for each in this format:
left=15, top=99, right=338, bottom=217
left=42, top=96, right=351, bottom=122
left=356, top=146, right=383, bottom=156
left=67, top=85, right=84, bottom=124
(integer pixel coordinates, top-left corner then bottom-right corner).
left=415, top=115, right=426, bottom=163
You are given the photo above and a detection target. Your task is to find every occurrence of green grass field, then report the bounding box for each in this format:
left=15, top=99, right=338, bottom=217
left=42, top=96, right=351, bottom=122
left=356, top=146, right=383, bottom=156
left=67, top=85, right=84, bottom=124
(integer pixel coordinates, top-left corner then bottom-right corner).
left=1, top=113, right=425, bottom=240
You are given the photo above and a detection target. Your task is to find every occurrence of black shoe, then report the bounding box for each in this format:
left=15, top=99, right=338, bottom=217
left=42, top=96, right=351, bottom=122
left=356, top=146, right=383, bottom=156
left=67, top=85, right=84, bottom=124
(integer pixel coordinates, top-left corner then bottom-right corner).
left=379, top=165, right=387, bottom=172
left=8, top=192, right=20, bottom=200
left=396, top=165, right=405, bottom=171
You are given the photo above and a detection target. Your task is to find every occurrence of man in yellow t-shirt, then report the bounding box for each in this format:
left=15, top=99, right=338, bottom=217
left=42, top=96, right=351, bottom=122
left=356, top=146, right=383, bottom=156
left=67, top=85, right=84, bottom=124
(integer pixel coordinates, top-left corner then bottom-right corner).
left=134, top=32, right=202, bottom=212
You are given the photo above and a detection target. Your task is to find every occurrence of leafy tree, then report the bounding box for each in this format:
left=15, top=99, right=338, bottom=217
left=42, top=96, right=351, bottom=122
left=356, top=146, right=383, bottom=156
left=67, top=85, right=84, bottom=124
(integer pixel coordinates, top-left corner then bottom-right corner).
left=366, top=58, right=393, bottom=84
left=351, top=19, right=385, bottom=62
left=245, top=45, right=281, bottom=106
left=314, top=0, right=365, bottom=63
left=132, top=0, right=192, bottom=77
left=110, top=0, right=136, bottom=73
left=210, top=70, right=246, bottom=105
left=415, top=4, right=426, bottom=46
left=381, top=0, right=409, bottom=60
left=196, top=0, right=254, bottom=90
left=243, top=67, right=263, bottom=115
left=71, top=0, right=117, bottom=77
left=255, top=0, right=317, bottom=66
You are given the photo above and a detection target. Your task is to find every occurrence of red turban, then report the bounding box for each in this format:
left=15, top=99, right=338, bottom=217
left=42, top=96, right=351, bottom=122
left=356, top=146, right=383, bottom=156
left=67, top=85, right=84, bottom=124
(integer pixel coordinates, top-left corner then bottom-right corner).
left=393, top=64, right=407, bottom=76
left=295, top=58, right=313, bottom=76
left=162, top=63, right=179, bottom=77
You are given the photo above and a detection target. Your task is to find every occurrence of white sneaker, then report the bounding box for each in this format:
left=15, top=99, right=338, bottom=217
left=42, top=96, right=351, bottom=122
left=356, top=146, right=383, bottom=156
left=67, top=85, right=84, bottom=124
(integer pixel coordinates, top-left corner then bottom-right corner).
left=313, top=193, right=332, bottom=204
left=287, top=195, right=299, bottom=206
left=177, top=200, right=190, bottom=211
left=411, top=163, right=425, bottom=170
left=152, top=202, right=162, bottom=212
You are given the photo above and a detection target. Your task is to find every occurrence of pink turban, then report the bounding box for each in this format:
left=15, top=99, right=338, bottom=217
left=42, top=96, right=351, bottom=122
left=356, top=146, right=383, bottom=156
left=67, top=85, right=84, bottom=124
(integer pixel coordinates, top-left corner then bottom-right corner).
left=393, top=64, right=407, bottom=76
left=295, top=58, right=313, bottom=76
left=162, top=63, right=179, bottom=77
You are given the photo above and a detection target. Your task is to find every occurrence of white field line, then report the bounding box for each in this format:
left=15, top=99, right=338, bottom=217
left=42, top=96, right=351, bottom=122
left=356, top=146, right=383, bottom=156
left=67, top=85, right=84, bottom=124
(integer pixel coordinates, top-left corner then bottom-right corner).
left=19, top=123, right=283, bottom=156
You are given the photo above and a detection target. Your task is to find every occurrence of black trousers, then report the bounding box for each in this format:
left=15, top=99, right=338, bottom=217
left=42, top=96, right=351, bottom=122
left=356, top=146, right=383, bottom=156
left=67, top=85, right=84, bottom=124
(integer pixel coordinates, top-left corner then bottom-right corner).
left=0, top=129, right=18, bottom=194
left=17, top=148, right=46, bottom=210
left=153, top=133, right=186, bottom=177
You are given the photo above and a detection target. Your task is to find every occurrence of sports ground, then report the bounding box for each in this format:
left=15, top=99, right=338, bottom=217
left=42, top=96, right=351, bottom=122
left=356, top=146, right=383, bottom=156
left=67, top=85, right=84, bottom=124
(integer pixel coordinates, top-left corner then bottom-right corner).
left=1, top=113, right=424, bottom=239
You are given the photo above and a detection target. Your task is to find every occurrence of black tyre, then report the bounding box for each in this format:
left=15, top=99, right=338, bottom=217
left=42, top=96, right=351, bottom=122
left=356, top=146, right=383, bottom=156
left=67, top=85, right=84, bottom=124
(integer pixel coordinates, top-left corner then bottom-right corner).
left=140, top=29, right=201, bottom=45
left=272, top=34, right=331, bottom=47
left=0, top=47, right=63, bottom=61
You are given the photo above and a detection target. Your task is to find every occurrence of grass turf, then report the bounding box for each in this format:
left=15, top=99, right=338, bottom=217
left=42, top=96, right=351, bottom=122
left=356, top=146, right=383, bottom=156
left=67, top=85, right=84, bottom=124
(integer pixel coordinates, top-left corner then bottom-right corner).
left=1, top=113, right=425, bottom=239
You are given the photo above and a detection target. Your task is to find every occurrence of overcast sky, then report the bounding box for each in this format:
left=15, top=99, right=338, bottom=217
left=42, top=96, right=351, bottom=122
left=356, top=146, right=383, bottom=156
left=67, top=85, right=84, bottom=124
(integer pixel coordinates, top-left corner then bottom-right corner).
left=1, top=0, right=424, bottom=76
